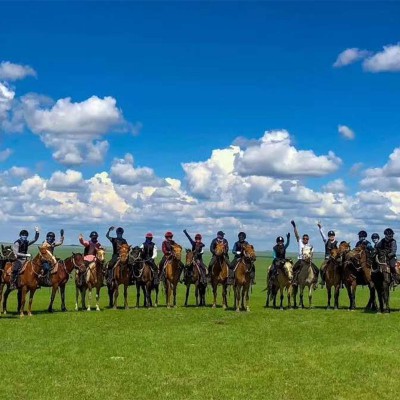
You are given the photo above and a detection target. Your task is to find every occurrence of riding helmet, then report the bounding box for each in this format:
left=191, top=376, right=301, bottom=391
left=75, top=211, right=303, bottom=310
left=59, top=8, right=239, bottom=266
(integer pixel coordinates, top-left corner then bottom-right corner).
left=46, top=232, right=55, bottom=239
left=195, top=234, right=202, bottom=240
left=19, top=229, right=29, bottom=237
left=276, top=236, right=284, bottom=243
left=238, top=232, right=246, bottom=239
left=145, top=232, right=153, bottom=238
left=358, top=230, right=367, bottom=238
left=89, top=231, right=98, bottom=238
left=384, top=228, right=394, bottom=236
left=371, top=233, right=380, bottom=240
left=116, top=227, right=124, bottom=234
left=327, top=230, right=335, bottom=237
left=165, top=231, right=173, bottom=238
left=217, top=231, right=225, bottom=237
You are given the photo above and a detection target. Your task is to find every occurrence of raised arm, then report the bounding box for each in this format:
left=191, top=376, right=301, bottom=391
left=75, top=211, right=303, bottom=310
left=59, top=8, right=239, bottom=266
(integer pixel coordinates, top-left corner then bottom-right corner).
left=28, top=227, right=40, bottom=246
left=106, top=226, right=114, bottom=242
left=317, top=223, right=327, bottom=243
left=284, top=233, right=290, bottom=250
left=183, top=229, right=195, bottom=246
left=291, top=220, right=300, bottom=242
left=54, top=229, right=64, bottom=247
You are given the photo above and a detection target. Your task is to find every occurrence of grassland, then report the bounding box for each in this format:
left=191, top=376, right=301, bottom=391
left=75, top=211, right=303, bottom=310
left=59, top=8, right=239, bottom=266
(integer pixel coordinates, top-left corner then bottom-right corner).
left=1, top=247, right=400, bottom=399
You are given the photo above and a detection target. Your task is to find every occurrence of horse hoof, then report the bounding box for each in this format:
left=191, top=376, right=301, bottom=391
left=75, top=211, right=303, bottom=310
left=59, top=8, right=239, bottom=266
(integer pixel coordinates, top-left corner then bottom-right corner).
left=48, top=308, right=53, bottom=313
left=87, top=308, right=91, bottom=312
left=174, top=305, right=177, bottom=309
left=222, top=305, right=227, bottom=310
left=212, top=304, right=216, bottom=309
left=28, top=313, right=32, bottom=317
left=236, top=308, right=240, bottom=313
left=246, top=307, right=250, bottom=312
left=62, top=308, right=67, bottom=312
left=154, top=304, right=158, bottom=308
left=74, top=307, right=78, bottom=311
left=326, top=306, right=331, bottom=310
left=112, top=306, right=117, bottom=310
left=280, top=307, right=284, bottom=311
left=20, top=313, right=24, bottom=318
left=124, top=306, right=129, bottom=310
left=96, top=307, right=100, bottom=311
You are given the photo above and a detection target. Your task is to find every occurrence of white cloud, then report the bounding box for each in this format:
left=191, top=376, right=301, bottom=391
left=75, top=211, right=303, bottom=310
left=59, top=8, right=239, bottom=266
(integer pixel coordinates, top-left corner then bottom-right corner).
left=333, top=48, right=370, bottom=68
left=0, top=148, right=12, bottom=162
left=322, top=179, right=347, bottom=194
left=363, top=43, right=400, bottom=72
left=20, top=94, right=131, bottom=165
left=234, top=130, right=341, bottom=178
left=0, top=61, right=36, bottom=81
left=338, top=124, right=355, bottom=140
left=47, top=169, right=85, bottom=192
left=6, top=166, right=31, bottom=178
left=0, top=82, right=15, bottom=123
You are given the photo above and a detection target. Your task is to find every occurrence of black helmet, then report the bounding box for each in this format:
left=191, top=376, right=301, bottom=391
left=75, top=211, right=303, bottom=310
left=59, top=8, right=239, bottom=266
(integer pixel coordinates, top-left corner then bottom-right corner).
left=217, top=231, right=225, bottom=237
left=238, top=232, right=246, bottom=239
left=371, top=233, right=380, bottom=240
left=46, top=232, right=55, bottom=238
left=358, top=230, right=367, bottom=238
left=276, top=236, right=284, bottom=243
left=89, top=231, right=98, bottom=238
left=327, top=230, right=335, bottom=237
left=116, top=227, right=124, bottom=234
left=19, top=229, right=29, bottom=237
left=384, top=228, right=394, bottom=236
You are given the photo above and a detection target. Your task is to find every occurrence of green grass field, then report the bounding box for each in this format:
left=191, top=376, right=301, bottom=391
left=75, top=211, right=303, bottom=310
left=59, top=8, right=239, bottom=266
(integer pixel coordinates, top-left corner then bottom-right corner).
left=1, top=247, right=400, bottom=399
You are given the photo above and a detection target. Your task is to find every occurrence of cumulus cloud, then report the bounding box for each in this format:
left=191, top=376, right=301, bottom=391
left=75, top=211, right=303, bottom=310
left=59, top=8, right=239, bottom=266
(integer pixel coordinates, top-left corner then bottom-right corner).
left=363, top=43, right=400, bottom=72
left=21, top=94, right=131, bottom=165
left=333, top=48, right=370, bottom=68
left=322, top=179, right=347, bottom=194
left=234, top=130, right=341, bottom=178
left=0, top=148, right=12, bottom=162
left=47, top=169, right=85, bottom=192
left=338, top=124, right=355, bottom=140
left=0, top=82, right=15, bottom=123
left=361, top=148, right=400, bottom=190
left=0, top=61, right=36, bottom=81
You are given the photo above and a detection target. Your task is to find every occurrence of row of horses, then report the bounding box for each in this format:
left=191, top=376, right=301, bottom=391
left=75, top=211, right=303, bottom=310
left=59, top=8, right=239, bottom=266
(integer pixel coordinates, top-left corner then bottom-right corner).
left=267, top=242, right=397, bottom=313
left=0, top=241, right=257, bottom=317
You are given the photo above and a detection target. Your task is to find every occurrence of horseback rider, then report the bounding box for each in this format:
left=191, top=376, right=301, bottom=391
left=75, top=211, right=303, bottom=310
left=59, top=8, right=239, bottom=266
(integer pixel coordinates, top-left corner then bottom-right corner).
left=228, top=232, right=255, bottom=285
left=183, top=229, right=207, bottom=285
left=40, top=230, right=64, bottom=286
left=376, top=228, right=398, bottom=284
left=10, top=226, right=40, bottom=289
left=79, top=231, right=103, bottom=285
left=269, top=233, right=290, bottom=281
left=208, top=231, right=229, bottom=276
left=139, top=233, right=159, bottom=284
left=158, top=232, right=185, bottom=280
left=355, top=230, right=373, bottom=252
left=105, top=226, right=128, bottom=284
left=291, top=220, right=319, bottom=289
left=371, top=233, right=380, bottom=249
left=318, top=222, right=338, bottom=285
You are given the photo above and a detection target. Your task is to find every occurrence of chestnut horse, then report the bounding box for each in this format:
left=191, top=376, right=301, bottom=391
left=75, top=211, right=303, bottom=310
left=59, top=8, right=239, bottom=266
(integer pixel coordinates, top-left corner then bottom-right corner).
left=18, top=246, right=57, bottom=317
left=110, top=244, right=132, bottom=309
left=0, top=245, right=18, bottom=314
left=130, top=246, right=158, bottom=308
left=210, top=242, right=229, bottom=309
left=47, top=253, right=85, bottom=313
left=75, top=248, right=106, bottom=311
left=233, top=243, right=256, bottom=312
left=183, top=249, right=206, bottom=307
left=266, top=259, right=293, bottom=310
left=343, top=245, right=376, bottom=311
left=322, top=242, right=349, bottom=310
left=164, top=243, right=182, bottom=308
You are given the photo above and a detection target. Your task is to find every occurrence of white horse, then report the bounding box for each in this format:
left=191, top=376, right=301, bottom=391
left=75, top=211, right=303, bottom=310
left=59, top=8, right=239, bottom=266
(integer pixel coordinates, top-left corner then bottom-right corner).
left=293, top=246, right=316, bottom=309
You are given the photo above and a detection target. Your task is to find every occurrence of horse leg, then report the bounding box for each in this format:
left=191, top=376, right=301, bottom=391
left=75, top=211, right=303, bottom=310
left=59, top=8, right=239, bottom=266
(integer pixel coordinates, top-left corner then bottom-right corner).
left=96, top=286, right=101, bottom=311
left=60, top=285, right=67, bottom=312
left=136, top=284, right=140, bottom=308
left=184, top=284, right=190, bottom=307
left=352, top=283, right=357, bottom=310
left=0, top=283, right=3, bottom=314
left=293, top=286, right=298, bottom=309
left=113, top=285, right=119, bottom=310
left=308, top=285, right=313, bottom=309
left=48, top=285, right=58, bottom=313
left=166, top=281, right=171, bottom=308
left=108, top=285, right=114, bottom=308
left=300, top=286, right=304, bottom=309
left=154, top=284, right=159, bottom=307
left=20, top=287, right=27, bottom=317
left=75, top=285, right=79, bottom=311
left=366, top=284, right=377, bottom=312
left=195, top=284, right=199, bottom=307
left=334, top=284, right=340, bottom=310
left=124, top=284, right=129, bottom=309
left=28, top=289, right=36, bottom=316
left=146, top=282, right=152, bottom=308
left=287, top=286, right=292, bottom=309
left=326, top=285, right=332, bottom=309
left=82, top=287, right=87, bottom=310
left=222, top=284, right=227, bottom=310
left=280, top=289, right=284, bottom=310
left=3, top=286, right=12, bottom=314
left=87, top=288, right=92, bottom=311
left=173, top=283, right=177, bottom=308
left=384, top=282, right=390, bottom=313
left=245, top=286, right=250, bottom=312
left=212, top=282, right=217, bottom=308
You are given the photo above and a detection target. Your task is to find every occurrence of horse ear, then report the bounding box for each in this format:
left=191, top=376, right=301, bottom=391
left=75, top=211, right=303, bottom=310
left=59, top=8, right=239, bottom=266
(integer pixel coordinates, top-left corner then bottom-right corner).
left=72, top=252, right=75, bottom=255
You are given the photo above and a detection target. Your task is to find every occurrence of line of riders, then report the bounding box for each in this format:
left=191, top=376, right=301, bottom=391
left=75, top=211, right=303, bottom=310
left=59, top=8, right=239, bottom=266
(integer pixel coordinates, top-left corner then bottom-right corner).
left=2, top=220, right=397, bottom=291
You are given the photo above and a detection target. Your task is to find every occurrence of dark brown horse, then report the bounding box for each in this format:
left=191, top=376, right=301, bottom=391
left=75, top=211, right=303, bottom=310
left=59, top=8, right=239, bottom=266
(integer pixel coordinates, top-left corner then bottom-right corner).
left=47, top=253, right=85, bottom=313
left=233, top=243, right=256, bottom=312
left=210, top=242, right=229, bottom=309
left=0, top=245, right=18, bottom=314
left=130, top=246, right=159, bottom=308
left=18, top=246, right=57, bottom=317
left=75, top=248, right=106, bottom=311
left=343, top=245, right=376, bottom=311
left=109, top=244, right=132, bottom=309
left=323, top=242, right=350, bottom=310
left=371, top=250, right=392, bottom=313
left=183, top=249, right=206, bottom=307
left=163, top=243, right=182, bottom=308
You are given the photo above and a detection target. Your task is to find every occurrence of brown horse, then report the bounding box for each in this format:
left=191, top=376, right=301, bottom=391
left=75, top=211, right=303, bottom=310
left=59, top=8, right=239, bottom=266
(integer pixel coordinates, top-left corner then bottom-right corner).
left=130, top=246, right=158, bottom=308
left=0, top=245, right=18, bottom=314
left=343, top=245, right=376, bottom=311
left=183, top=249, right=206, bottom=307
left=233, top=243, right=256, bottom=312
left=371, top=250, right=392, bottom=313
left=266, top=259, right=293, bottom=310
left=163, top=243, right=182, bottom=308
left=110, top=244, right=132, bottom=309
left=75, top=248, right=106, bottom=311
left=18, top=246, right=58, bottom=317
left=210, top=242, right=229, bottom=309
left=48, top=252, right=86, bottom=313
left=323, top=243, right=350, bottom=310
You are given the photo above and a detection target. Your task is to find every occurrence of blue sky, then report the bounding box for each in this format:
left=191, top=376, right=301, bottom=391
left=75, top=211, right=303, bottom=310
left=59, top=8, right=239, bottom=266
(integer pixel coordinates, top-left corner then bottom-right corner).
left=0, top=2, right=399, bottom=250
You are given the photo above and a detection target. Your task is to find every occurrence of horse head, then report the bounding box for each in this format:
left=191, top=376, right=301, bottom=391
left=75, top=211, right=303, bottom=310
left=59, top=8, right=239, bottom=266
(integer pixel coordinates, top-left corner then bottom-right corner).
left=171, top=244, right=182, bottom=261
left=283, top=259, right=293, bottom=281
left=96, top=247, right=106, bottom=263
left=117, top=244, right=131, bottom=263
left=302, top=246, right=313, bottom=262
left=242, top=243, right=256, bottom=262
left=38, top=245, right=57, bottom=266
left=70, top=252, right=86, bottom=271
left=344, top=247, right=367, bottom=270
left=185, top=249, right=195, bottom=266
left=1, top=244, right=15, bottom=260
left=214, top=241, right=226, bottom=256
left=339, top=241, right=351, bottom=255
